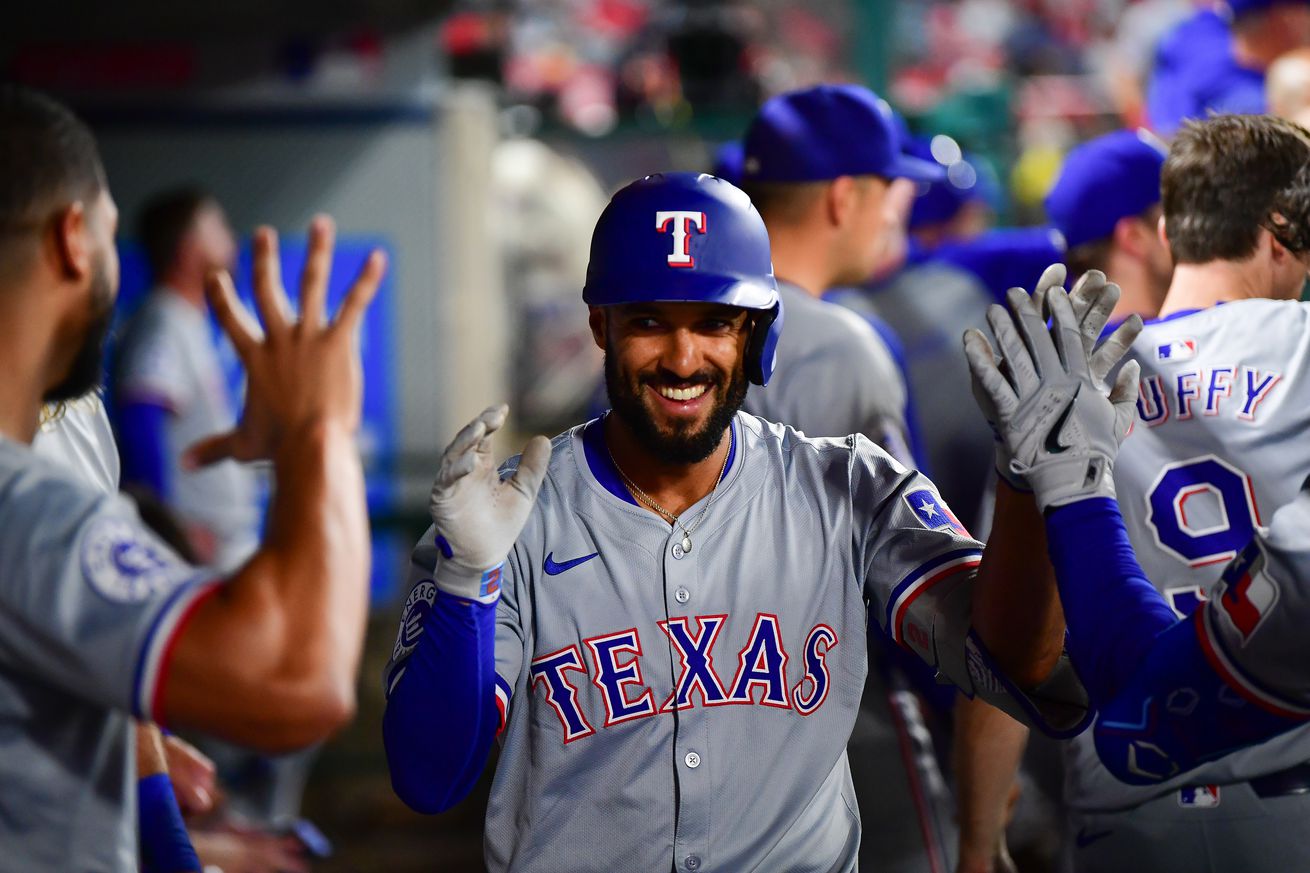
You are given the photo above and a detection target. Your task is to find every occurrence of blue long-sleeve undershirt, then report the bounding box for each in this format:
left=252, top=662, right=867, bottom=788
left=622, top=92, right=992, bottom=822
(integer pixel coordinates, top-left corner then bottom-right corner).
left=1043, top=497, right=1180, bottom=709
left=382, top=590, right=501, bottom=814
left=116, top=400, right=172, bottom=499
left=1044, top=497, right=1303, bottom=783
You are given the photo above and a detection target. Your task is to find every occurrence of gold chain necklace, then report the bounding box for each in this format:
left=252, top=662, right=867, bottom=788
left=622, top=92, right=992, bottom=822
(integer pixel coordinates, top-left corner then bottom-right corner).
left=606, top=437, right=730, bottom=555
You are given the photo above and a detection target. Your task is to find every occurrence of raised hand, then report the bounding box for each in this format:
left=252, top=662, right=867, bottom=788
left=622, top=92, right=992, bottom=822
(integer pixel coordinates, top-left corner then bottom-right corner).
left=963, top=286, right=1141, bottom=512
left=427, top=404, right=552, bottom=601
left=185, top=216, right=385, bottom=468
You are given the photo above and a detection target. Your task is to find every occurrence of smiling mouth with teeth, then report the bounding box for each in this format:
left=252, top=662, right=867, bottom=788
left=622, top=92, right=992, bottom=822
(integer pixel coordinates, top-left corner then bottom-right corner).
left=657, top=384, right=709, bottom=402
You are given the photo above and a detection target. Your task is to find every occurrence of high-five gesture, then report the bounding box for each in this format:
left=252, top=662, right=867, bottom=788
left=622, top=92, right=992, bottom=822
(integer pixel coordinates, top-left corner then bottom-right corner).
left=964, top=285, right=1141, bottom=512
left=161, top=216, right=383, bottom=750
left=428, top=405, right=551, bottom=602
left=186, top=216, right=384, bottom=468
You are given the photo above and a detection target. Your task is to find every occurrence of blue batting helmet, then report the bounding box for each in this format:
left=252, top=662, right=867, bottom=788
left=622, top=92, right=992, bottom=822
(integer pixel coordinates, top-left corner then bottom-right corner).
left=583, top=172, right=783, bottom=386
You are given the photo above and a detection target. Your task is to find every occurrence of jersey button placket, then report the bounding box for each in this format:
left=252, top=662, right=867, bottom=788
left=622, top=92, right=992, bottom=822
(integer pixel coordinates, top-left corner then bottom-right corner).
left=666, top=531, right=709, bottom=871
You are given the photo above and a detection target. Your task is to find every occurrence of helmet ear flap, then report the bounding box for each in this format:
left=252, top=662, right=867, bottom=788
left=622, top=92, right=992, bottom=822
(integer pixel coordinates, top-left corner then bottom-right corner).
left=744, top=301, right=783, bottom=386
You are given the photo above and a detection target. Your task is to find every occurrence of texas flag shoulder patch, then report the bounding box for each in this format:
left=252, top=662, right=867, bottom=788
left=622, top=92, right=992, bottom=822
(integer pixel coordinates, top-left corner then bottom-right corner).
left=904, top=488, right=969, bottom=537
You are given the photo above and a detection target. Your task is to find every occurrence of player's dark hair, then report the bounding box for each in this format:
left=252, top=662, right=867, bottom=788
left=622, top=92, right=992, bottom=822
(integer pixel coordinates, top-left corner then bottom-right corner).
left=1162, top=114, right=1310, bottom=264
left=138, top=186, right=215, bottom=279
left=740, top=180, right=828, bottom=225
left=0, top=85, right=105, bottom=253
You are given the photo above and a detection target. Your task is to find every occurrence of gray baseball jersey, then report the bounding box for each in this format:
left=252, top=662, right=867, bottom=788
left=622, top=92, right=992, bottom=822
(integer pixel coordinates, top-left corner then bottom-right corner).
left=115, top=290, right=259, bottom=571
left=0, top=437, right=216, bottom=871
left=1198, top=483, right=1310, bottom=714
left=393, top=413, right=1087, bottom=873
left=33, top=395, right=120, bottom=496
left=1065, top=300, right=1310, bottom=814
left=744, top=282, right=913, bottom=466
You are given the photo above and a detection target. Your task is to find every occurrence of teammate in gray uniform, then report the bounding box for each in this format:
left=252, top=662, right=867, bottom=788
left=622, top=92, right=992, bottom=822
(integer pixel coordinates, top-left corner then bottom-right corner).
left=738, top=84, right=960, bottom=873
left=0, top=86, right=380, bottom=871
left=739, top=84, right=920, bottom=467
left=382, top=172, right=1102, bottom=873
left=114, top=188, right=259, bottom=573
left=967, top=114, right=1310, bottom=873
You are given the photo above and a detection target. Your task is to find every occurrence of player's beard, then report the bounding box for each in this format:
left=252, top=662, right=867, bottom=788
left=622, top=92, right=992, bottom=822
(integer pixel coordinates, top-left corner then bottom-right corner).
left=604, top=350, right=748, bottom=465
left=45, top=252, right=114, bottom=404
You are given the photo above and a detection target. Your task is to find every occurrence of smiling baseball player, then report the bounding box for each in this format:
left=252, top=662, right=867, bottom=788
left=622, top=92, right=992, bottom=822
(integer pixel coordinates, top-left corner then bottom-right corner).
left=382, top=172, right=1097, bottom=873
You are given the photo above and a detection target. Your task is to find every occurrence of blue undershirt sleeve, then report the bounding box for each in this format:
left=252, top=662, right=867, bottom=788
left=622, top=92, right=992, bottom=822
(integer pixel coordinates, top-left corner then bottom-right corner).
left=116, top=400, right=172, bottom=499
left=1043, top=497, right=1179, bottom=707
left=1045, top=497, right=1305, bottom=783
left=382, top=590, right=500, bottom=814
left=138, top=773, right=201, bottom=873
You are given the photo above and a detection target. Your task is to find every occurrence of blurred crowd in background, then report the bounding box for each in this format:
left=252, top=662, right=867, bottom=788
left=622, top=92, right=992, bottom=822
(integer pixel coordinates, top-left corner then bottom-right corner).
left=7, top=0, right=1310, bottom=870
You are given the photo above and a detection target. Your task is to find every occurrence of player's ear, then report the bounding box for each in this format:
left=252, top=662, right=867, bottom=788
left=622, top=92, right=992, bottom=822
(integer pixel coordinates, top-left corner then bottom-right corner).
left=1112, top=215, right=1140, bottom=257
left=827, top=176, right=855, bottom=227
left=1266, top=223, right=1290, bottom=264
left=588, top=306, right=607, bottom=350
left=52, top=201, right=92, bottom=283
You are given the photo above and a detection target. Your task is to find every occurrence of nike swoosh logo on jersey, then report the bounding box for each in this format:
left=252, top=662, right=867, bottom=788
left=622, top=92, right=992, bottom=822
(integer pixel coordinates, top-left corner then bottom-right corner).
left=1044, top=385, right=1081, bottom=455
left=544, top=551, right=600, bottom=576
left=1074, top=827, right=1113, bottom=849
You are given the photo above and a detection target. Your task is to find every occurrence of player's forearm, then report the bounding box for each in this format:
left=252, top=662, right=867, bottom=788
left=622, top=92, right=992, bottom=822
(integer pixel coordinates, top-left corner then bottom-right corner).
left=953, top=695, right=1026, bottom=873
left=136, top=722, right=170, bottom=778
left=164, top=420, right=368, bottom=749
left=973, top=481, right=1065, bottom=687
left=263, top=418, right=370, bottom=696
left=383, top=591, right=501, bottom=814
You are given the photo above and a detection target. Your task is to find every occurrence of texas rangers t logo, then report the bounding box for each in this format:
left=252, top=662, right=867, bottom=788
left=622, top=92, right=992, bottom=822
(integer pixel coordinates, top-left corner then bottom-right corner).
left=656, top=210, right=707, bottom=267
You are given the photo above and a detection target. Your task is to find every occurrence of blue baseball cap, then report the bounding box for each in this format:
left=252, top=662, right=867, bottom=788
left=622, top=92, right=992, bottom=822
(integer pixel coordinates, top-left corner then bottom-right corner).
left=1044, top=129, right=1167, bottom=249
left=741, top=84, right=946, bottom=184
left=712, top=142, right=745, bottom=187
left=1221, top=0, right=1310, bottom=20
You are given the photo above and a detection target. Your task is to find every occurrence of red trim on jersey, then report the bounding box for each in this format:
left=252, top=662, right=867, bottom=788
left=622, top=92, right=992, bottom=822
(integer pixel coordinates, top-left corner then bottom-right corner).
left=1194, top=608, right=1310, bottom=721
left=150, top=582, right=223, bottom=726
left=892, top=556, right=982, bottom=647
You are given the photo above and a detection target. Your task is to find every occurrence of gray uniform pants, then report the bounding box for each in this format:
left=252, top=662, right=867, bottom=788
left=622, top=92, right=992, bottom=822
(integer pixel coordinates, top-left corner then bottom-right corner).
left=1070, top=781, right=1310, bottom=873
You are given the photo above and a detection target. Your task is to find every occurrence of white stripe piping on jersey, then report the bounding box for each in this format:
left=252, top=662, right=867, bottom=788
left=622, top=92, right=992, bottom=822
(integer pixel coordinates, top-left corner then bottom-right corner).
left=134, top=576, right=223, bottom=722
left=494, top=677, right=511, bottom=735
left=888, top=553, right=983, bottom=647
left=1196, top=605, right=1310, bottom=720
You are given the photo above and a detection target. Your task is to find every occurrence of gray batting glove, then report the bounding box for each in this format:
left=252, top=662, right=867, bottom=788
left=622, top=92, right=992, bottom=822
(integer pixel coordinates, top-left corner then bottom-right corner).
left=973, top=264, right=1067, bottom=491
left=428, top=404, right=552, bottom=602
left=974, top=264, right=1142, bottom=491
left=963, top=287, right=1141, bottom=513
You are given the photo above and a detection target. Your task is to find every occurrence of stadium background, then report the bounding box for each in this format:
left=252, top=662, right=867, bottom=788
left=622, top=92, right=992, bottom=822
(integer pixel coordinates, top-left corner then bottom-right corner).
left=2, top=1, right=1230, bottom=869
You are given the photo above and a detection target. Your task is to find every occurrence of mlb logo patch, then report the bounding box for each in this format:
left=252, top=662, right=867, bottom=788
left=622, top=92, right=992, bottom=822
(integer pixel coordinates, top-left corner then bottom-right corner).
left=904, top=489, right=969, bottom=536
left=1178, top=785, right=1221, bottom=808
left=1157, top=339, right=1197, bottom=361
